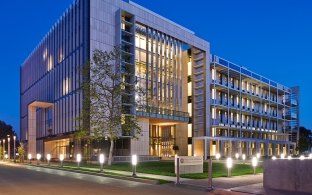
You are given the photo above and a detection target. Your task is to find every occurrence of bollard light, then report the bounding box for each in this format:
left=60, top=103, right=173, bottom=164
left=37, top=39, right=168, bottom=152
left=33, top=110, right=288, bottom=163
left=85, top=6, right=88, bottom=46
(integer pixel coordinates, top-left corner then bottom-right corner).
left=242, top=154, right=246, bottom=164
left=256, top=153, right=260, bottom=159
left=47, top=154, right=51, bottom=166
left=28, top=154, right=32, bottom=163
left=235, top=153, right=239, bottom=160
left=287, top=155, right=292, bottom=160
left=60, top=154, right=64, bottom=167
left=309, top=153, right=312, bottom=159
left=280, top=153, right=285, bottom=159
left=5, top=154, right=8, bottom=160
left=99, top=154, right=105, bottom=172
left=37, top=153, right=41, bottom=165
left=272, top=156, right=276, bottom=160
left=252, top=157, right=258, bottom=175
left=216, top=153, right=221, bottom=160
left=299, top=155, right=305, bottom=160
left=77, top=154, right=81, bottom=168
left=132, top=154, right=137, bottom=177
left=226, top=157, right=233, bottom=177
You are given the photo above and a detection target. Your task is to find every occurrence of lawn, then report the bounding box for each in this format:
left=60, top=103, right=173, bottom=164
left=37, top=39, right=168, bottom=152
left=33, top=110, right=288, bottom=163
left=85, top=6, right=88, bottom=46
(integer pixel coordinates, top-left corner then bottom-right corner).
left=61, top=160, right=263, bottom=179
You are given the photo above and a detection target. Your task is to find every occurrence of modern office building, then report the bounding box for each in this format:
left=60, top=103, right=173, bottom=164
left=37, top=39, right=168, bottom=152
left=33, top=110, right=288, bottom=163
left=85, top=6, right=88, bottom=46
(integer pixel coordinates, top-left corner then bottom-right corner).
left=20, top=0, right=299, bottom=160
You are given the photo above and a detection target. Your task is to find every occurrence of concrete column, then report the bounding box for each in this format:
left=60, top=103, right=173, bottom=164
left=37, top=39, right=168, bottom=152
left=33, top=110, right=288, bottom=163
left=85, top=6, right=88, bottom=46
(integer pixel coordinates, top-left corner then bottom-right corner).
left=204, top=139, right=207, bottom=160
left=256, top=142, right=260, bottom=155
left=272, top=143, right=276, bottom=156
left=237, top=141, right=242, bottom=156
left=229, top=141, right=232, bottom=157
left=248, top=142, right=252, bottom=157
left=264, top=143, right=269, bottom=157
left=220, top=141, right=225, bottom=157
left=28, top=106, right=37, bottom=157
left=287, top=144, right=290, bottom=156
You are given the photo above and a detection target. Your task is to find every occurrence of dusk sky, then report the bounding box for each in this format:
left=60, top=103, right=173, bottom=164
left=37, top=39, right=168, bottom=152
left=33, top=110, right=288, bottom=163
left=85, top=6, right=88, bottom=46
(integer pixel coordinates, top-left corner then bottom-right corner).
left=0, top=0, right=311, bottom=137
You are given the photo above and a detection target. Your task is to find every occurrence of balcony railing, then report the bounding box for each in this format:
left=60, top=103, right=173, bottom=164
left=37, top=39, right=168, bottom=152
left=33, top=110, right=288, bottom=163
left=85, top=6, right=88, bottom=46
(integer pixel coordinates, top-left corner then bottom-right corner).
left=136, top=105, right=189, bottom=122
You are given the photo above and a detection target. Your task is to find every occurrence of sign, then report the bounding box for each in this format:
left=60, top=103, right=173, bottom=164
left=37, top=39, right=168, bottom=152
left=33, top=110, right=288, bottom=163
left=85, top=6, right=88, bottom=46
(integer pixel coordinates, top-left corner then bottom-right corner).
left=175, top=156, right=203, bottom=174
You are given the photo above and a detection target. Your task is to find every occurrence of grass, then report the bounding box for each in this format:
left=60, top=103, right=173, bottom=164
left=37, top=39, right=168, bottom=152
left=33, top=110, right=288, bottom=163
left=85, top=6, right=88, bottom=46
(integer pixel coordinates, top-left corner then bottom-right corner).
left=59, top=161, right=262, bottom=179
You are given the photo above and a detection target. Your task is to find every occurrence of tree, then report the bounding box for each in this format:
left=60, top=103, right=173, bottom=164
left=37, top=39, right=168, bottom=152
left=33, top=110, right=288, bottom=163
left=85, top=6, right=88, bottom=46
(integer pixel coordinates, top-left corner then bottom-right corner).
left=78, top=47, right=142, bottom=165
left=0, top=145, right=3, bottom=160
left=0, top=120, right=19, bottom=157
left=297, top=126, right=312, bottom=153
left=17, top=143, right=25, bottom=163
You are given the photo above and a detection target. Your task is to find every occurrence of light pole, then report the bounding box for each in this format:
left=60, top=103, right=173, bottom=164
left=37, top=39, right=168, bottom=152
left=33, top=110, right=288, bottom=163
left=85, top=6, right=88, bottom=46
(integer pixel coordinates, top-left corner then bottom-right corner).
left=7, top=137, right=10, bottom=160
left=13, top=136, right=16, bottom=161
left=3, top=139, right=5, bottom=159
left=0, top=140, right=2, bottom=160
left=226, top=157, right=233, bottom=177
left=99, top=154, right=105, bottom=172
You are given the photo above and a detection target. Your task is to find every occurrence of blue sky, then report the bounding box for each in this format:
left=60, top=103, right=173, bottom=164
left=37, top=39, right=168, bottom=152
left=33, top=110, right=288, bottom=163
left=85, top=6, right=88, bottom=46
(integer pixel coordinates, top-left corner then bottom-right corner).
left=0, top=0, right=311, bottom=137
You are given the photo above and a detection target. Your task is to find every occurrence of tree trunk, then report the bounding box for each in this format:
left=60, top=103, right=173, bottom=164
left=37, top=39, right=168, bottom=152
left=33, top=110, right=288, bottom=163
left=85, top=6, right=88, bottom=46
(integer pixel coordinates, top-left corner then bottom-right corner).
left=108, top=139, right=114, bottom=165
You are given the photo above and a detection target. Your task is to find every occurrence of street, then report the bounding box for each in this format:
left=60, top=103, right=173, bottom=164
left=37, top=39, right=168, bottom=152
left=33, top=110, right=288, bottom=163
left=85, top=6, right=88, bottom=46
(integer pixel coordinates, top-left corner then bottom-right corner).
left=0, top=163, right=206, bottom=195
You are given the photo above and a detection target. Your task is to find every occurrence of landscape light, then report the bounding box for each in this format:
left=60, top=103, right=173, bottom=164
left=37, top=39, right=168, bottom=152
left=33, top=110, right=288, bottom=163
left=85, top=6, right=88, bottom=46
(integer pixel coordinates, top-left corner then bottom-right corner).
left=99, top=154, right=105, bottom=172
left=235, top=153, right=239, bottom=160
left=132, top=154, right=138, bottom=177
left=47, top=154, right=51, bottom=166
left=77, top=154, right=82, bottom=168
left=272, top=156, right=276, bottom=160
left=299, top=155, right=305, bottom=160
left=280, top=153, right=285, bottom=159
left=216, top=153, right=221, bottom=160
left=256, top=153, right=260, bottom=159
left=252, top=157, right=258, bottom=175
left=309, top=153, right=312, bottom=159
left=226, top=157, right=233, bottom=177
left=5, top=154, right=8, bottom=159
left=287, top=155, right=292, bottom=160
left=28, top=154, right=32, bottom=163
left=36, top=153, right=41, bottom=165
left=60, top=154, right=64, bottom=167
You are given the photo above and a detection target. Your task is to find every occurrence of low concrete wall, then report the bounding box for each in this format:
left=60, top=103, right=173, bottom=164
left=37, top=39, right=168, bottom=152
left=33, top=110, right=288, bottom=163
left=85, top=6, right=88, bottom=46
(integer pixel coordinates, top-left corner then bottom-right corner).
left=264, top=159, right=312, bottom=193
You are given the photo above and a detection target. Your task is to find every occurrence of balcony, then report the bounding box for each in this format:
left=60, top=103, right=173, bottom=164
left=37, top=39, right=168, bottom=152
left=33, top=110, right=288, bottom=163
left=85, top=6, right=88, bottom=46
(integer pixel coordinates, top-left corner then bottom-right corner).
left=136, top=105, right=189, bottom=122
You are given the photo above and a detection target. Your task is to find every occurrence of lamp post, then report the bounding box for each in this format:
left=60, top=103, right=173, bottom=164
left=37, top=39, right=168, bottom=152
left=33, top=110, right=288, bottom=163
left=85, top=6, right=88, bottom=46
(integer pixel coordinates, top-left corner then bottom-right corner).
left=252, top=157, right=258, bottom=175
left=77, top=154, right=81, bottom=168
left=36, top=153, right=41, bottom=165
left=13, top=136, right=16, bottom=161
left=99, top=154, right=105, bottom=172
left=60, top=154, right=64, bottom=167
left=28, top=154, right=32, bottom=164
left=7, top=137, right=10, bottom=160
left=226, top=157, right=233, bottom=177
left=47, top=154, right=51, bottom=166
left=132, top=154, right=137, bottom=177
left=3, top=139, right=5, bottom=160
